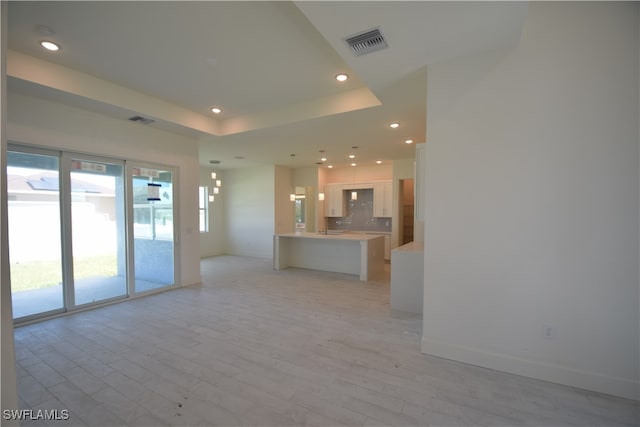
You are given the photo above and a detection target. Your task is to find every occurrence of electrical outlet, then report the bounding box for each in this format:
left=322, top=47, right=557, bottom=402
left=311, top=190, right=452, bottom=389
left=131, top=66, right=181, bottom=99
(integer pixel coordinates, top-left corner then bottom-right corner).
left=542, top=324, right=555, bottom=340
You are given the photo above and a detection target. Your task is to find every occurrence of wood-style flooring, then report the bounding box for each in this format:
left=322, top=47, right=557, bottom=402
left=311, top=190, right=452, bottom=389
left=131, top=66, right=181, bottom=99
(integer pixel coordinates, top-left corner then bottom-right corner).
left=13, top=255, right=639, bottom=426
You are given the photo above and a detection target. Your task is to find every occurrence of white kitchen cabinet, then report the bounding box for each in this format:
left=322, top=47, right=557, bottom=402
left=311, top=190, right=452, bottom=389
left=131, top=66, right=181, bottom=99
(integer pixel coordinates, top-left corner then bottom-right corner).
left=324, top=183, right=344, bottom=217
left=373, top=181, right=392, bottom=217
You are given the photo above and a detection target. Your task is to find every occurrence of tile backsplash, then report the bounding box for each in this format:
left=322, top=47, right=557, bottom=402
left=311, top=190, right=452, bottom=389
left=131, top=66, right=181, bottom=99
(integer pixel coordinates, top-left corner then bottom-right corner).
left=327, top=189, right=391, bottom=232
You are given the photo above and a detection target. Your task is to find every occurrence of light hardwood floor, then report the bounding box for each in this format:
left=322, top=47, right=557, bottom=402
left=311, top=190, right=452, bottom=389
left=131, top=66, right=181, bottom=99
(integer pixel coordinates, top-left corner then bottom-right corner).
left=13, top=255, right=639, bottom=426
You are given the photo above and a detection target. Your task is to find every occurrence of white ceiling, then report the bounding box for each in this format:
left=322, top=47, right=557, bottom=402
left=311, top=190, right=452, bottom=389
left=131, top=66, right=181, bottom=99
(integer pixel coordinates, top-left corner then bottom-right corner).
left=7, top=1, right=528, bottom=170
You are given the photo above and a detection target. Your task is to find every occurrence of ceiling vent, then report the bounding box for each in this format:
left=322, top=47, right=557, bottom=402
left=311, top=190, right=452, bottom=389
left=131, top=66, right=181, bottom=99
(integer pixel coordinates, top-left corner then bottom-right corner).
left=345, top=28, right=388, bottom=56
left=128, top=115, right=155, bottom=125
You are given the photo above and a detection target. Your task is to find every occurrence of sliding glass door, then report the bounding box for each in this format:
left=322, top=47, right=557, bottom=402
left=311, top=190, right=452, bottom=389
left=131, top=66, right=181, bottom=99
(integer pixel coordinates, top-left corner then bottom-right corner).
left=7, top=150, right=65, bottom=319
left=7, top=145, right=177, bottom=322
left=69, top=157, right=127, bottom=306
left=131, top=166, right=176, bottom=293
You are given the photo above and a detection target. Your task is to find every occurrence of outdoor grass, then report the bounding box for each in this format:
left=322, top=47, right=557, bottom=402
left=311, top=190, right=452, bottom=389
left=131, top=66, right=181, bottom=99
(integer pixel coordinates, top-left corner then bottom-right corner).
left=10, top=254, right=118, bottom=292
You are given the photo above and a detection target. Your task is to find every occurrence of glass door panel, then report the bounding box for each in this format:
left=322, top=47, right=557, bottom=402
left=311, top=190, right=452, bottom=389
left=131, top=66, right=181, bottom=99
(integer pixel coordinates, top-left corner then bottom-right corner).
left=70, top=159, right=127, bottom=306
left=7, top=151, right=64, bottom=319
left=131, top=166, right=175, bottom=293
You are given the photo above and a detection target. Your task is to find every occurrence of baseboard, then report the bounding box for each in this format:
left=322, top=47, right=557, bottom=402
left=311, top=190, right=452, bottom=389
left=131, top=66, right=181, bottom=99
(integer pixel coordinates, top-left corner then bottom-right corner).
left=180, top=277, right=202, bottom=287
left=421, top=336, right=639, bottom=401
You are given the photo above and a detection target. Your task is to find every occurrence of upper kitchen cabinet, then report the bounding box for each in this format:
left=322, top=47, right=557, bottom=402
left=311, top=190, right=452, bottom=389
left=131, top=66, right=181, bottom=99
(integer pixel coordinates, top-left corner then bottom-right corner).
left=373, top=181, right=393, bottom=217
left=324, top=183, right=345, bottom=217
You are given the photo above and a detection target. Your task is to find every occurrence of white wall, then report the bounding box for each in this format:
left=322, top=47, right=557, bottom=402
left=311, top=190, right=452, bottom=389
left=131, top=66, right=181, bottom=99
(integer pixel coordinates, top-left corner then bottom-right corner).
left=423, top=2, right=639, bottom=400
left=317, top=167, right=328, bottom=231
left=7, top=92, right=202, bottom=287
left=293, top=166, right=319, bottom=189
left=274, top=165, right=294, bottom=235
left=224, top=165, right=275, bottom=258
left=199, top=166, right=226, bottom=258
left=1, top=2, right=19, bottom=420
left=325, top=163, right=392, bottom=184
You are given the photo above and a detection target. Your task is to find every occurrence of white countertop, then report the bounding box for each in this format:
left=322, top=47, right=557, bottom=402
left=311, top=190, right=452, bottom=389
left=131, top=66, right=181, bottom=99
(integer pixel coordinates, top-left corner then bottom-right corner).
left=276, top=232, right=384, bottom=241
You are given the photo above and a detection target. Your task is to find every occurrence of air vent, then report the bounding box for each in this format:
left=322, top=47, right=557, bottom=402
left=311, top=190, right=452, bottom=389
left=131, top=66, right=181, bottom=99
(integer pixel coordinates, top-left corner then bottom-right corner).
left=128, top=115, right=155, bottom=125
left=345, top=28, right=388, bottom=56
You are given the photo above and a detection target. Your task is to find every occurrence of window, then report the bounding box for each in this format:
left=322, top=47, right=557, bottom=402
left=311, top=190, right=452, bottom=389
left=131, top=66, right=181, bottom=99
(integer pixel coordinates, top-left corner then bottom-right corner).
left=199, top=185, right=209, bottom=232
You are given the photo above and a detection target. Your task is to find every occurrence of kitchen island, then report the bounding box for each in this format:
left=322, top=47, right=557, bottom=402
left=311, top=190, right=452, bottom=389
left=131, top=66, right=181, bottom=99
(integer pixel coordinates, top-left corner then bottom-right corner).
left=274, top=232, right=385, bottom=281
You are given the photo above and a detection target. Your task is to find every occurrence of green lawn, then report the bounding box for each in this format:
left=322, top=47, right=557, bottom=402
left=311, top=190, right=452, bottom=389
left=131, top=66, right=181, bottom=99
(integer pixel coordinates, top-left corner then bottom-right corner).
left=10, top=254, right=118, bottom=292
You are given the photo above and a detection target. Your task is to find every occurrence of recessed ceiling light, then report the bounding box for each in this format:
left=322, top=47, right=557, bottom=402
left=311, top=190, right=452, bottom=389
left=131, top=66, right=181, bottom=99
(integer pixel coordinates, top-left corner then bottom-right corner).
left=348, top=154, right=355, bottom=159
left=389, top=122, right=400, bottom=129
left=328, top=165, right=334, bottom=169
left=40, top=40, right=60, bottom=52
left=335, top=74, right=348, bottom=82
left=351, top=163, right=357, bottom=167
left=211, top=107, right=222, bottom=114
left=376, top=160, right=383, bottom=164
left=405, top=139, right=414, bottom=144
left=320, top=157, right=327, bottom=162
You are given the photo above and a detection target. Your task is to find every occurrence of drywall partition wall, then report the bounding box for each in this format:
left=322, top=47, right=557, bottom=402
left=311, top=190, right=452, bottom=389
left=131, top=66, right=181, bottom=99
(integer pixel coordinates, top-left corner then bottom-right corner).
left=7, top=91, right=202, bottom=287
left=325, top=163, right=392, bottom=184
left=293, top=166, right=319, bottom=189
left=317, top=166, right=328, bottom=231
left=1, top=2, right=19, bottom=420
left=199, top=166, right=226, bottom=258
left=423, top=2, right=639, bottom=400
left=224, top=165, right=275, bottom=258
left=274, top=165, right=294, bottom=235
